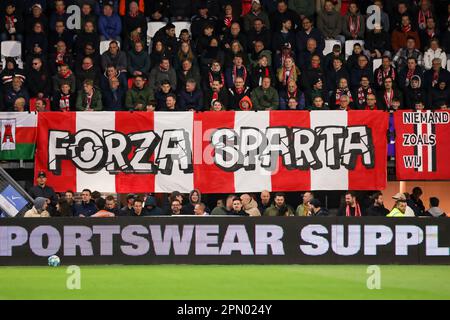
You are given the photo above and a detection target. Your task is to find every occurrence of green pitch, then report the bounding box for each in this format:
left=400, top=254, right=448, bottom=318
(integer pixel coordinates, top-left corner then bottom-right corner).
left=0, top=265, right=449, bottom=300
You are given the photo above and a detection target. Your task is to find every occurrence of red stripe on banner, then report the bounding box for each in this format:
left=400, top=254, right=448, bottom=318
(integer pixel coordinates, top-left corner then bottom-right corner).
left=348, top=111, right=388, bottom=190
left=35, top=113, right=77, bottom=192
left=15, top=127, right=36, bottom=144
left=395, top=110, right=450, bottom=180
left=115, top=112, right=155, bottom=193
left=193, top=111, right=236, bottom=193
left=270, top=110, right=311, bottom=191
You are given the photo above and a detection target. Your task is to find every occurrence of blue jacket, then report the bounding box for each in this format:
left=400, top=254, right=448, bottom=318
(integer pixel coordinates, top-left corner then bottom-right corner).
left=178, top=89, right=204, bottom=111
left=102, top=87, right=126, bottom=111
left=98, top=14, right=122, bottom=39
left=73, top=201, right=97, bottom=217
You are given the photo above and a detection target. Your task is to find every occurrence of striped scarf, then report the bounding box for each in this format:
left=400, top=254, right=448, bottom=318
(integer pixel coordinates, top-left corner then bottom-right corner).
left=346, top=203, right=361, bottom=217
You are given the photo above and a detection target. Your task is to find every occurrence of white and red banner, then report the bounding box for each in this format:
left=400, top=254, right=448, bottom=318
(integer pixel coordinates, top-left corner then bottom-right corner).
left=394, top=110, right=450, bottom=180
left=35, top=111, right=388, bottom=193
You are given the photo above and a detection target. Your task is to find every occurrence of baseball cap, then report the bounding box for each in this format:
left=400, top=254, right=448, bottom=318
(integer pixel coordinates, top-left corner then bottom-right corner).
left=37, top=171, right=46, bottom=178
left=32, top=4, right=43, bottom=10
left=392, top=192, right=406, bottom=202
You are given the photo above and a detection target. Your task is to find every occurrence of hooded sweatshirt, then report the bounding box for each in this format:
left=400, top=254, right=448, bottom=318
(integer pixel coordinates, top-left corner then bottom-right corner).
left=238, top=95, right=253, bottom=111
left=426, top=207, right=446, bottom=218
left=144, top=196, right=165, bottom=216
left=243, top=198, right=261, bottom=217
left=181, top=189, right=205, bottom=215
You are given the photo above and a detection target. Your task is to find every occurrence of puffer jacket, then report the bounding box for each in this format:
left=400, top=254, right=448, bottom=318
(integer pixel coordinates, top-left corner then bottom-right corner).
left=24, top=207, right=50, bottom=218
left=243, top=198, right=261, bottom=217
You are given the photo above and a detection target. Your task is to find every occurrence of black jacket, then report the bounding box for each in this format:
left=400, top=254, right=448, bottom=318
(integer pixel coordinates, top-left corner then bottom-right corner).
left=312, top=208, right=329, bottom=216
left=366, top=205, right=389, bottom=217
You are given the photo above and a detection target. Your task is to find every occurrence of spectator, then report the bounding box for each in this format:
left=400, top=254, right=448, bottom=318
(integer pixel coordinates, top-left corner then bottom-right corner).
left=309, top=95, right=329, bottom=110
left=169, top=199, right=183, bottom=215
left=161, top=93, right=179, bottom=111
left=51, top=82, right=76, bottom=111
left=228, top=197, right=249, bottom=216
left=424, top=38, right=447, bottom=70
left=393, top=36, right=424, bottom=70
left=405, top=75, right=426, bottom=108
left=295, top=192, right=314, bottom=216
left=24, top=197, right=50, bottom=218
left=182, top=189, right=202, bottom=215
left=127, top=41, right=150, bottom=77
left=305, top=77, right=328, bottom=108
left=100, top=64, right=128, bottom=92
left=387, top=193, right=407, bottom=217
left=264, top=192, right=294, bottom=216
left=4, top=77, right=29, bottom=112
left=125, top=75, right=154, bottom=110
left=240, top=194, right=261, bottom=216
left=74, top=189, right=97, bottom=217
left=120, top=194, right=136, bottom=216
left=104, top=195, right=120, bottom=216
left=248, top=41, right=270, bottom=69
left=76, top=56, right=101, bottom=89
left=147, top=0, right=169, bottom=22
left=1, top=1, right=24, bottom=42
left=55, top=197, right=73, bottom=217
left=296, top=17, right=325, bottom=54
left=101, top=40, right=128, bottom=72
left=342, top=2, right=365, bottom=40
left=155, top=80, right=175, bottom=109
left=211, top=195, right=234, bottom=215
left=326, top=57, right=349, bottom=94
left=338, top=191, right=364, bottom=216
left=410, top=186, right=426, bottom=215
left=28, top=171, right=58, bottom=215
left=251, top=55, right=274, bottom=89
left=76, top=79, right=103, bottom=111
left=378, top=77, right=403, bottom=110
left=177, top=59, right=201, bottom=91
left=272, top=18, right=296, bottom=55
left=398, top=57, right=424, bottom=90
left=75, top=21, right=100, bottom=56
left=144, top=196, right=164, bottom=216
left=132, top=198, right=148, bottom=216
left=247, top=18, right=272, bottom=50
left=223, top=22, right=248, bottom=51
left=153, top=23, right=178, bottom=56
left=49, top=0, right=69, bottom=32
left=289, top=0, right=315, bottom=20
left=199, top=38, right=225, bottom=74
left=354, top=76, right=375, bottom=109
left=332, top=78, right=353, bottom=108
left=169, top=0, right=192, bottom=21
left=148, top=58, right=177, bottom=92
left=374, top=56, right=397, bottom=90
left=178, top=79, right=203, bottom=111
left=250, top=76, right=279, bottom=110
left=80, top=2, right=98, bottom=32
left=258, top=190, right=271, bottom=214
left=25, top=22, right=48, bottom=60
left=25, top=3, right=48, bottom=36
left=279, top=80, right=305, bottom=110
left=271, top=1, right=300, bottom=32
left=122, top=1, right=148, bottom=50
left=174, top=42, right=198, bottom=71
left=238, top=95, right=253, bottom=111
left=228, top=77, right=251, bottom=110
left=425, top=197, right=447, bottom=218
left=308, top=199, right=329, bottom=216
left=366, top=23, right=391, bottom=59
left=420, top=17, right=440, bottom=50
left=194, top=203, right=209, bottom=216
left=317, top=0, right=343, bottom=43
left=323, top=44, right=345, bottom=72
left=191, top=2, right=218, bottom=40
left=102, top=77, right=126, bottom=110
left=366, top=191, right=390, bottom=216
left=350, top=55, right=373, bottom=91
left=204, top=79, right=230, bottom=109
left=363, top=93, right=379, bottom=110
left=415, top=0, right=434, bottom=31
left=276, top=56, right=299, bottom=91
left=429, top=80, right=450, bottom=110
left=243, top=0, right=271, bottom=33
left=423, top=58, right=450, bottom=91
left=391, top=15, right=421, bottom=52
left=27, top=58, right=51, bottom=99
left=98, top=3, right=122, bottom=42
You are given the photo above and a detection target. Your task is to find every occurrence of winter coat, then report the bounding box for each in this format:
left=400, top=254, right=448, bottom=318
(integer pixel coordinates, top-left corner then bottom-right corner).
left=242, top=198, right=261, bottom=217
left=144, top=196, right=165, bottom=216
left=127, top=49, right=151, bottom=75
left=102, top=86, right=126, bottom=111
left=101, top=50, right=128, bottom=72
left=424, top=48, right=447, bottom=71
left=250, top=86, right=279, bottom=110
left=24, top=207, right=50, bottom=218
left=125, top=85, right=155, bottom=110
left=317, top=10, right=342, bottom=39
left=27, top=67, right=51, bottom=97
left=295, top=28, right=325, bottom=54
left=148, top=67, right=177, bottom=91
left=73, top=201, right=97, bottom=217
left=98, top=13, right=122, bottom=39
left=264, top=204, right=295, bottom=216
left=178, top=89, right=203, bottom=111
left=342, top=13, right=365, bottom=39
left=76, top=89, right=103, bottom=111
left=391, top=28, right=421, bottom=52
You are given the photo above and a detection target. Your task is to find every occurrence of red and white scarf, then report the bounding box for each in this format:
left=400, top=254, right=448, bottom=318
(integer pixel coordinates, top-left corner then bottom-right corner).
left=60, top=69, right=72, bottom=79
left=418, top=10, right=432, bottom=29
left=59, top=94, right=71, bottom=112
left=357, top=87, right=373, bottom=105
left=377, top=67, right=396, bottom=86
left=85, top=92, right=93, bottom=110
left=349, top=15, right=361, bottom=37
left=402, top=24, right=412, bottom=33
left=281, top=67, right=295, bottom=86
left=384, top=89, right=394, bottom=107
left=346, top=203, right=362, bottom=217
left=208, top=71, right=225, bottom=88
left=335, top=88, right=353, bottom=105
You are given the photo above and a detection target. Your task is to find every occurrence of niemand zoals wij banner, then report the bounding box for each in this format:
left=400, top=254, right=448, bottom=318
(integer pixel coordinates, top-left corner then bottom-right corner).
left=395, top=110, right=450, bottom=180
left=35, top=111, right=388, bottom=193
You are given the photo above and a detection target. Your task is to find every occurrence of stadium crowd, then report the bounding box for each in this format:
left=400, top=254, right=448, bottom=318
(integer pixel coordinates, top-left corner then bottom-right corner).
left=0, top=0, right=449, bottom=112
left=23, top=170, right=448, bottom=218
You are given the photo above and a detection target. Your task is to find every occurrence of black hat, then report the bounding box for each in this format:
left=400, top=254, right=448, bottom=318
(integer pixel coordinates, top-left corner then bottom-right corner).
left=126, top=193, right=136, bottom=200
left=309, top=198, right=321, bottom=208
left=37, top=171, right=46, bottom=178
left=312, top=78, right=322, bottom=86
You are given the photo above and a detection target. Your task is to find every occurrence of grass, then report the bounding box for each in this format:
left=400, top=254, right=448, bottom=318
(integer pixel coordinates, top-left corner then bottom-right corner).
left=0, top=265, right=449, bottom=300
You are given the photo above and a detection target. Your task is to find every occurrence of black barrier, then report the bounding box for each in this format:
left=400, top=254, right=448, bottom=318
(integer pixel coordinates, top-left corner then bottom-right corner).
left=0, top=217, right=448, bottom=265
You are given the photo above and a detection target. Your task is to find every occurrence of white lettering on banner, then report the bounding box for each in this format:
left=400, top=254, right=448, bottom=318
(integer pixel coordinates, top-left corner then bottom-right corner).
left=299, top=225, right=330, bottom=256
left=212, top=126, right=374, bottom=172
left=403, top=112, right=449, bottom=124
left=364, top=226, right=393, bottom=255
left=29, top=226, right=61, bottom=256
left=0, top=226, right=28, bottom=256
left=0, top=224, right=448, bottom=259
